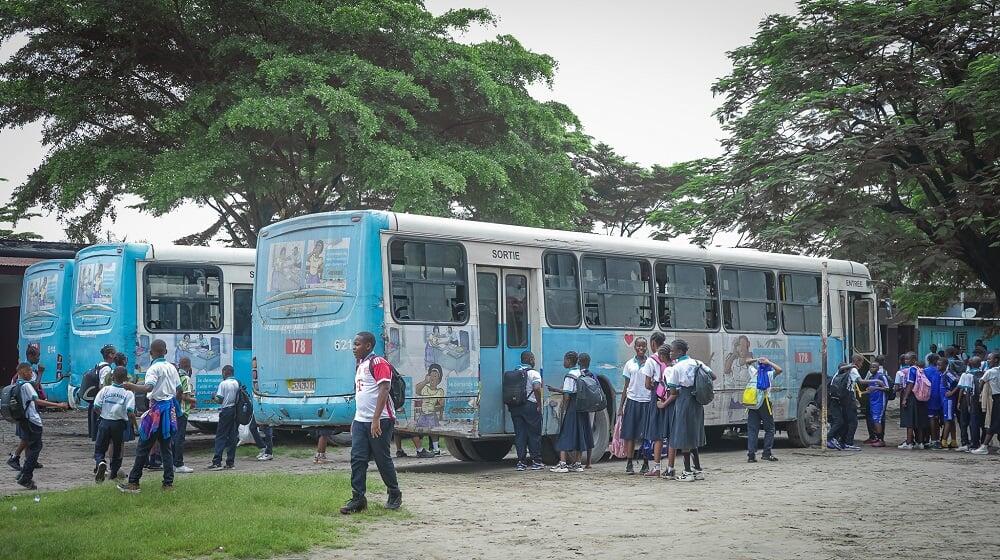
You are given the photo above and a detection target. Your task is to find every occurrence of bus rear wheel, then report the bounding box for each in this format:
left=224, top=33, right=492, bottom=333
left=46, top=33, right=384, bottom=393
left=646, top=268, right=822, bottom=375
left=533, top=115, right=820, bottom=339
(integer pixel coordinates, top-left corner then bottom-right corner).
left=189, top=421, right=216, bottom=434
left=444, top=437, right=473, bottom=462
left=787, top=386, right=821, bottom=447
left=590, top=407, right=611, bottom=462
left=462, top=439, right=513, bottom=462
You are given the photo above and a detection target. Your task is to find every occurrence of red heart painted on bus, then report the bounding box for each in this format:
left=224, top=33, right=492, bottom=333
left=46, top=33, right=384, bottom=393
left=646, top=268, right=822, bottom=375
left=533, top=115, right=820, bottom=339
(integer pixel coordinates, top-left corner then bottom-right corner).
left=624, top=334, right=635, bottom=346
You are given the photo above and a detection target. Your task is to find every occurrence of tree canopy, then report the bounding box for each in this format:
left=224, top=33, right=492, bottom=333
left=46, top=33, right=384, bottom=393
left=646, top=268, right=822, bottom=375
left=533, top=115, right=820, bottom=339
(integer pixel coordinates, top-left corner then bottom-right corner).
left=652, top=0, right=1000, bottom=305
left=0, top=0, right=586, bottom=246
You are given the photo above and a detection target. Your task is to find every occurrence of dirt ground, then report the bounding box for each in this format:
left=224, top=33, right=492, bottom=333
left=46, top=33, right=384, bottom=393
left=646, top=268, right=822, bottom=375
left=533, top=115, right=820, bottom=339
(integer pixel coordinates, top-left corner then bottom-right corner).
left=3, top=405, right=999, bottom=559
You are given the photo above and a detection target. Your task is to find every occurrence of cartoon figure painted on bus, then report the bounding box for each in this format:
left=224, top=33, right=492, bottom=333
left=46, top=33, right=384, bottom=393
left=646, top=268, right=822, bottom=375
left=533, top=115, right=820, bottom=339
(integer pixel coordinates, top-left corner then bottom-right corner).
left=76, top=261, right=116, bottom=305
left=26, top=273, right=58, bottom=313
left=424, top=325, right=470, bottom=373
left=724, top=334, right=753, bottom=381
left=306, top=240, right=325, bottom=285
left=414, top=364, right=445, bottom=429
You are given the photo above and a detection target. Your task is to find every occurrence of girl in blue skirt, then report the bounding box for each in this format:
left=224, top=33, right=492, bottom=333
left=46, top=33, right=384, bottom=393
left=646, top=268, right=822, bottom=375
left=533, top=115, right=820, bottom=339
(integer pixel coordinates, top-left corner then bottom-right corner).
left=551, top=351, right=594, bottom=473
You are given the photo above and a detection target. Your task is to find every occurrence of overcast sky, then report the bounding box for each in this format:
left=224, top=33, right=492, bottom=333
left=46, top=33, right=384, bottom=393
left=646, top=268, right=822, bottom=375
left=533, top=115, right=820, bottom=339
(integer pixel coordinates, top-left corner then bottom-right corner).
left=0, top=0, right=798, bottom=244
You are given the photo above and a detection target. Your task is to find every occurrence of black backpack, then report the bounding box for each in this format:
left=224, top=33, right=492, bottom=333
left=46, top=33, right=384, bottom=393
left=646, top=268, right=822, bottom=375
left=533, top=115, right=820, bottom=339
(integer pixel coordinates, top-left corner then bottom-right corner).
left=691, top=361, right=715, bottom=406
left=575, top=370, right=607, bottom=413
left=235, top=384, right=254, bottom=425
left=1, top=383, right=26, bottom=423
left=502, top=368, right=528, bottom=407
left=830, top=365, right=854, bottom=402
left=79, top=362, right=107, bottom=403
left=388, top=363, right=406, bottom=412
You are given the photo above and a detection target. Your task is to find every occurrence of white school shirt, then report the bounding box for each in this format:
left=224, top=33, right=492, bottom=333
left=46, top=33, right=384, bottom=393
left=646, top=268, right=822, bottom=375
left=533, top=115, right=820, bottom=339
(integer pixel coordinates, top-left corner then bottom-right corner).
left=94, top=384, right=136, bottom=421
left=561, top=368, right=581, bottom=393
left=215, top=377, right=240, bottom=408
left=142, top=358, right=181, bottom=402
left=519, top=366, right=543, bottom=403
left=894, top=369, right=907, bottom=387
left=98, top=362, right=113, bottom=385
left=354, top=354, right=395, bottom=422
left=622, top=357, right=652, bottom=403
left=665, top=355, right=702, bottom=388
left=18, top=381, right=42, bottom=427
left=983, top=367, right=1000, bottom=394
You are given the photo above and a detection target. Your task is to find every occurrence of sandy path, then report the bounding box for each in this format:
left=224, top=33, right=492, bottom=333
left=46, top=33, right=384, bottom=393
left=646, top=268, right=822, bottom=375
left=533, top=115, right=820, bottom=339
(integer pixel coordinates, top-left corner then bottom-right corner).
left=4, top=408, right=999, bottom=559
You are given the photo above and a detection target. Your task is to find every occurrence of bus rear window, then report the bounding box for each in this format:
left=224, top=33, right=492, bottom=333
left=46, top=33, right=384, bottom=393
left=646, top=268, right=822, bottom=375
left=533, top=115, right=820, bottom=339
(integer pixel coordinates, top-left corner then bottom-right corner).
left=24, top=271, right=61, bottom=315
left=76, top=257, right=118, bottom=307
left=389, top=239, right=468, bottom=323
left=144, top=265, right=222, bottom=332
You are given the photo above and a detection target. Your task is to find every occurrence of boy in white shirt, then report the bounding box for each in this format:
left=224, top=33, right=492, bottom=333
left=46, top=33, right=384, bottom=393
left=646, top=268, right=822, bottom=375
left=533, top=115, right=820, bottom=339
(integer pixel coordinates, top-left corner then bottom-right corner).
left=12, top=362, right=70, bottom=490
left=509, top=351, right=544, bottom=471
left=209, top=365, right=241, bottom=470
left=972, top=353, right=1000, bottom=455
left=93, top=367, right=137, bottom=482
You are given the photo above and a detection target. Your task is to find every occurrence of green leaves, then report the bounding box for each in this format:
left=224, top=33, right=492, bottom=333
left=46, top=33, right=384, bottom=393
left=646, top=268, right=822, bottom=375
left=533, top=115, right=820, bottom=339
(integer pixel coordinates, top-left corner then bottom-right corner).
left=0, top=0, right=584, bottom=246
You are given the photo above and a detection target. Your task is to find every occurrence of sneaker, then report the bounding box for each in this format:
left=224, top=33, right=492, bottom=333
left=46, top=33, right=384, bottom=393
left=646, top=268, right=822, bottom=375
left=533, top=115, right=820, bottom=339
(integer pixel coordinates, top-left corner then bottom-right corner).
left=842, top=444, right=861, bottom=451
left=6, top=454, right=21, bottom=472
left=35, top=462, right=42, bottom=469
left=395, top=450, right=408, bottom=458
left=257, top=454, right=273, bottom=462
left=95, top=461, right=107, bottom=483
left=223, top=464, right=234, bottom=470
left=571, top=463, right=585, bottom=472
left=675, top=470, right=696, bottom=482
left=385, top=491, right=403, bottom=510
left=956, top=445, right=969, bottom=452
left=970, top=445, right=989, bottom=455
left=530, top=461, right=545, bottom=471
left=162, top=484, right=174, bottom=492
left=947, top=441, right=958, bottom=450
left=639, top=461, right=649, bottom=475
left=692, top=469, right=705, bottom=480
left=416, top=449, right=436, bottom=459
left=314, top=453, right=328, bottom=464
left=433, top=448, right=442, bottom=456
left=661, top=468, right=675, bottom=480
left=644, top=468, right=662, bottom=477
left=17, top=477, right=37, bottom=490
left=862, top=438, right=877, bottom=444
left=931, top=441, right=943, bottom=450
left=117, top=482, right=140, bottom=494
left=207, top=463, right=223, bottom=471
left=515, top=462, right=527, bottom=472
left=897, top=442, right=914, bottom=450
left=550, top=462, right=569, bottom=473
left=747, top=456, right=757, bottom=463
left=175, top=465, right=194, bottom=473
left=762, top=455, right=778, bottom=462
left=871, top=440, right=885, bottom=448
left=827, top=439, right=843, bottom=450
left=339, top=496, right=368, bottom=515
left=625, top=461, right=635, bottom=475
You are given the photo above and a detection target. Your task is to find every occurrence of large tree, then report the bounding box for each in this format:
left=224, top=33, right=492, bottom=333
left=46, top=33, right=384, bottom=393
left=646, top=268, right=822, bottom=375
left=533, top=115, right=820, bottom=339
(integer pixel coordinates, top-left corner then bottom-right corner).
left=0, top=0, right=586, bottom=247
left=573, top=143, right=686, bottom=237
left=652, top=0, right=1000, bottom=305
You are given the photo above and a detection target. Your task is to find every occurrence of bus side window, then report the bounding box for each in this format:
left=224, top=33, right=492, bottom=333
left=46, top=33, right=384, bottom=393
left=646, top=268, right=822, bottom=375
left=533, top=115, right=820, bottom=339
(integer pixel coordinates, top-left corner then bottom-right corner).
left=389, top=239, right=468, bottom=324
left=780, top=273, right=821, bottom=335
left=720, top=267, right=778, bottom=333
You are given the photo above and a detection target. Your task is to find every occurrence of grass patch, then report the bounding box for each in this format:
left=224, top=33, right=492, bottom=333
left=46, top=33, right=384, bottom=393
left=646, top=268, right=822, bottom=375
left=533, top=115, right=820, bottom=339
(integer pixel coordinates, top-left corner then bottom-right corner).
left=1, top=472, right=402, bottom=560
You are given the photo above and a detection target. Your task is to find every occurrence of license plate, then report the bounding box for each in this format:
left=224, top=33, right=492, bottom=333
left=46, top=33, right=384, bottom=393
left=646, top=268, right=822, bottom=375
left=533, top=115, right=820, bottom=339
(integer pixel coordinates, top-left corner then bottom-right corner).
left=288, top=379, right=316, bottom=393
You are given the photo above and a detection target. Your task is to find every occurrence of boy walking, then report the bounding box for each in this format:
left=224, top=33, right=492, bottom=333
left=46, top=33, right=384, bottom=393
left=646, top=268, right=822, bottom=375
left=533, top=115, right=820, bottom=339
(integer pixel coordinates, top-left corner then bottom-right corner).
left=340, top=331, right=402, bottom=514
left=93, top=367, right=137, bottom=482
left=509, top=351, right=544, bottom=471
left=209, top=365, right=240, bottom=470
left=10, top=362, right=70, bottom=489
left=746, top=356, right=782, bottom=461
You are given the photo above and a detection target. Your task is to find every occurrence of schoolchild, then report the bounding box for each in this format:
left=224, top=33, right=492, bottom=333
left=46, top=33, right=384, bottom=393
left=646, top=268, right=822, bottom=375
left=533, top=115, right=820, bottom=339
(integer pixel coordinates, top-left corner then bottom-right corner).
left=617, top=337, right=650, bottom=475
left=643, top=344, right=672, bottom=477
left=551, top=352, right=593, bottom=473
left=10, top=362, right=70, bottom=490
left=92, top=367, right=137, bottom=482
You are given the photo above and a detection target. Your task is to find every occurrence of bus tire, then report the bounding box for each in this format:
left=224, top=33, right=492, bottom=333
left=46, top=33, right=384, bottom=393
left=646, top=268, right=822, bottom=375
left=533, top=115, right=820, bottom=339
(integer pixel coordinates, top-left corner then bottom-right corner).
left=590, top=407, right=611, bottom=462
left=541, top=435, right=559, bottom=465
left=787, top=386, right=822, bottom=447
left=444, top=437, right=473, bottom=462
left=704, top=425, right=725, bottom=446
left=463, top=439, right=513, bottom=462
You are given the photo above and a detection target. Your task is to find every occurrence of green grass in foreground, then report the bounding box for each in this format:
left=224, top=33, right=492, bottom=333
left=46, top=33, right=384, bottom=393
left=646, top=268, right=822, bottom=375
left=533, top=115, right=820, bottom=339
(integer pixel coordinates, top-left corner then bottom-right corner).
left=1, top=472, right=401, bottom=560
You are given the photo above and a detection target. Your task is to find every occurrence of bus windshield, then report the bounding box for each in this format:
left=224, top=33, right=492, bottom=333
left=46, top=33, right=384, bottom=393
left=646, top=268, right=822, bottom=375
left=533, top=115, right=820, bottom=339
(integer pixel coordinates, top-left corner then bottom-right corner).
left=75, top=255, right=119, bottom=308
left=258, top=233, right=354, bottom=305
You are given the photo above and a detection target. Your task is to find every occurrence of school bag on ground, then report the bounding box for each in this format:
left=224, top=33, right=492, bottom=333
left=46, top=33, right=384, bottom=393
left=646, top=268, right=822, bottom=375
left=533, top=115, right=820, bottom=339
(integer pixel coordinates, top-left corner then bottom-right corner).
left=389, top=363, right=406, bottom=412
left=912, top=367, right=932, bottom=402
left=692, top=362, right=715, bottom=406
left=575, top=372, right=607, bottom=413
left=1, top=383, right=25, bottom=423
left=235, top=384, right=254, bottom=425
left=502, top=368, right=528, bottom=407
left=830, top=365, right=854, bottom=402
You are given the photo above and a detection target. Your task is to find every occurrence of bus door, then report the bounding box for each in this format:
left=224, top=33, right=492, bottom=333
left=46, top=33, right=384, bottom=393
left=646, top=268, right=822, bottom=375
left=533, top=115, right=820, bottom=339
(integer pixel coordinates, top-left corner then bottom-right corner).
left=475, top=266, right=534, bottom=436
left=231, top=285, right=253, bottom=385
left=846, top=292, right=878, bottom=363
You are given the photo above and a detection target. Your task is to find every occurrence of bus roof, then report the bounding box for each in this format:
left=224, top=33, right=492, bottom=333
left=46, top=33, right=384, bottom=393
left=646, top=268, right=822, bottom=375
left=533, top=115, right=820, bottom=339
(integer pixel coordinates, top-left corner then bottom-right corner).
left=77, top=243, right=254, bottom=266
left=389, top=213, right=869, bottom=278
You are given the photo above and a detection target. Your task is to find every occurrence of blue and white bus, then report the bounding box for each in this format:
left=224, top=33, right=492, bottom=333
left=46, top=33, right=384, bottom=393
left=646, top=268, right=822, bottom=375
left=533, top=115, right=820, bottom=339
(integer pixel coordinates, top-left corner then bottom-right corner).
left=69, top=244, right=255, bottom=428
left=252, top=211, right=879, bottom=461
left=18, top=259, right=75, bottom=401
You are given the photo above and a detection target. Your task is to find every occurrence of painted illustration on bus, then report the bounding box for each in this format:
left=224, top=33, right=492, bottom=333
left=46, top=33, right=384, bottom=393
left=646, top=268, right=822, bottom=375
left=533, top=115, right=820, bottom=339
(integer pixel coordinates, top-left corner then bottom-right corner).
left=76, top=260, right=116, bottom=305
left=268, top=238, right=351, bottom=293
left=26, top=272, right=58, bottom=313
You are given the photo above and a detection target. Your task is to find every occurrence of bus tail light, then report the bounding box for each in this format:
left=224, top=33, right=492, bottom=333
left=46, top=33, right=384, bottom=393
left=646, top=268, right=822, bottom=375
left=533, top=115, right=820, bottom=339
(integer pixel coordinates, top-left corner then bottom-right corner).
left=56, top=354, right=64, bottom=379
left=251, top=357, right=258, bottom=391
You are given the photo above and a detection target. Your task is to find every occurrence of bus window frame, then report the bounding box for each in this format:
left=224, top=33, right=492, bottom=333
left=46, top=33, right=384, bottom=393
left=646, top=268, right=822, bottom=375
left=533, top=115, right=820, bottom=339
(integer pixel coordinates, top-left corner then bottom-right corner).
left=232, top=287, right=253, bottom=350
left=142, top=263, right=225, bottom=334
left=476, top=271, right=500, bottom=348
left=653, top=260, right=721, bottom=333
left=778, top=272, right=823, bottom=336
left=541, top=249, right=582, bottom=329
left=385, top=235, right=471, bottom=326
left=580, top=253, right=655, bottom=331
left=719, top=265, right=779, bottom=335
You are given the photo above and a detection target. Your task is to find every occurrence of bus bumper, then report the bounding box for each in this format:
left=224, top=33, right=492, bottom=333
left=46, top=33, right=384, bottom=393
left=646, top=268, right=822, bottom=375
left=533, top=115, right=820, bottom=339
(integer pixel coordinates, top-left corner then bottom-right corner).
left=40, top=377, right=70, bottom=403
left=254, top=395, right=355, bottom=429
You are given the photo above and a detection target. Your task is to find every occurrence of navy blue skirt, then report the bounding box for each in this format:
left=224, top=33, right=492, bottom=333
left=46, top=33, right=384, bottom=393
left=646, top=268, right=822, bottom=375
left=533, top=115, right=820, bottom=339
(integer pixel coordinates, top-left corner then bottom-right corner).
left=670, top=388, right=706, bottom=450
left=644, top=397, right=672, bottom=441
left=620, top=398, right=649, bottom=441
left=556, top=396, right=594, bottom=452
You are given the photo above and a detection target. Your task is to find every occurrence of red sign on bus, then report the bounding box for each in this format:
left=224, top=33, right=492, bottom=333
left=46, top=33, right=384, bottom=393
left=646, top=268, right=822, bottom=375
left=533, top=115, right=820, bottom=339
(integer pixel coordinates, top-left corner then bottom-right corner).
left=794, top=351, right=812, bottom=364
left=286, top=338, right=313, bottom=355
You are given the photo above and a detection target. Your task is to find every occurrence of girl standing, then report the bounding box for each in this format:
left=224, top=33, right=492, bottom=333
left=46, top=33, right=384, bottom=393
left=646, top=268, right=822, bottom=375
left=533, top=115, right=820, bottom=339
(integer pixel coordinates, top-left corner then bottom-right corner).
left=665, top=339, right=708, bottom=482
left=643, top=344, right=672, bottom=478
left=551, top=351, right=593, bottom=473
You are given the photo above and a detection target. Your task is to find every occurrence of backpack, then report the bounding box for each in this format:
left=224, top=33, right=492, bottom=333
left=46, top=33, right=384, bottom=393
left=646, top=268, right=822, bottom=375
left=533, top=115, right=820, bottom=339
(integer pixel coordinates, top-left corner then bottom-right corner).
left=691, top=361, right=715, bottom=406
left=829, top=365, right=854, bottom=402
left=79, top=362, right=107, bottom=403
left=1, top=383, right=26, bottom=423
left=912, top=367, right=932, bottom=402
left=884, top=373, right=897, bottom=401
left=574, top=371, right=606, bottom=413
left=235, top=384, right=254, bottom=425
left=502, top=368, right=528, bottom=407
left=388, top=362, right=406, bottom=412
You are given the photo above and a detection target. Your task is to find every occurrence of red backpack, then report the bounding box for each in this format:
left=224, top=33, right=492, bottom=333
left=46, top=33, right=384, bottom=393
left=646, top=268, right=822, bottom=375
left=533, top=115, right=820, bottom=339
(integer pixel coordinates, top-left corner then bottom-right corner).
left=912, top=367, right=932, bottom=402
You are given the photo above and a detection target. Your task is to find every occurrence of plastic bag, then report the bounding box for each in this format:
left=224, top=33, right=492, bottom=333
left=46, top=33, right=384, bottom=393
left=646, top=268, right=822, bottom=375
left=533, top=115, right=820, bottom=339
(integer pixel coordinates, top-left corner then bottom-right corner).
left=237, top=423, right=255, bottom=446
left=611, top=414, right=628, bottom=458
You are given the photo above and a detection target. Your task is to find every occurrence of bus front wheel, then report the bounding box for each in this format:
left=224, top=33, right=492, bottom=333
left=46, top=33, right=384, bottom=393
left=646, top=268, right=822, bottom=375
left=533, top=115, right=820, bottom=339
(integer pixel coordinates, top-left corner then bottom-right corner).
left=787, top=386, right=821, bottom=447
left=590, top=407, right=611, bottom=462
left=444, top=437, right=473, bottom=462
